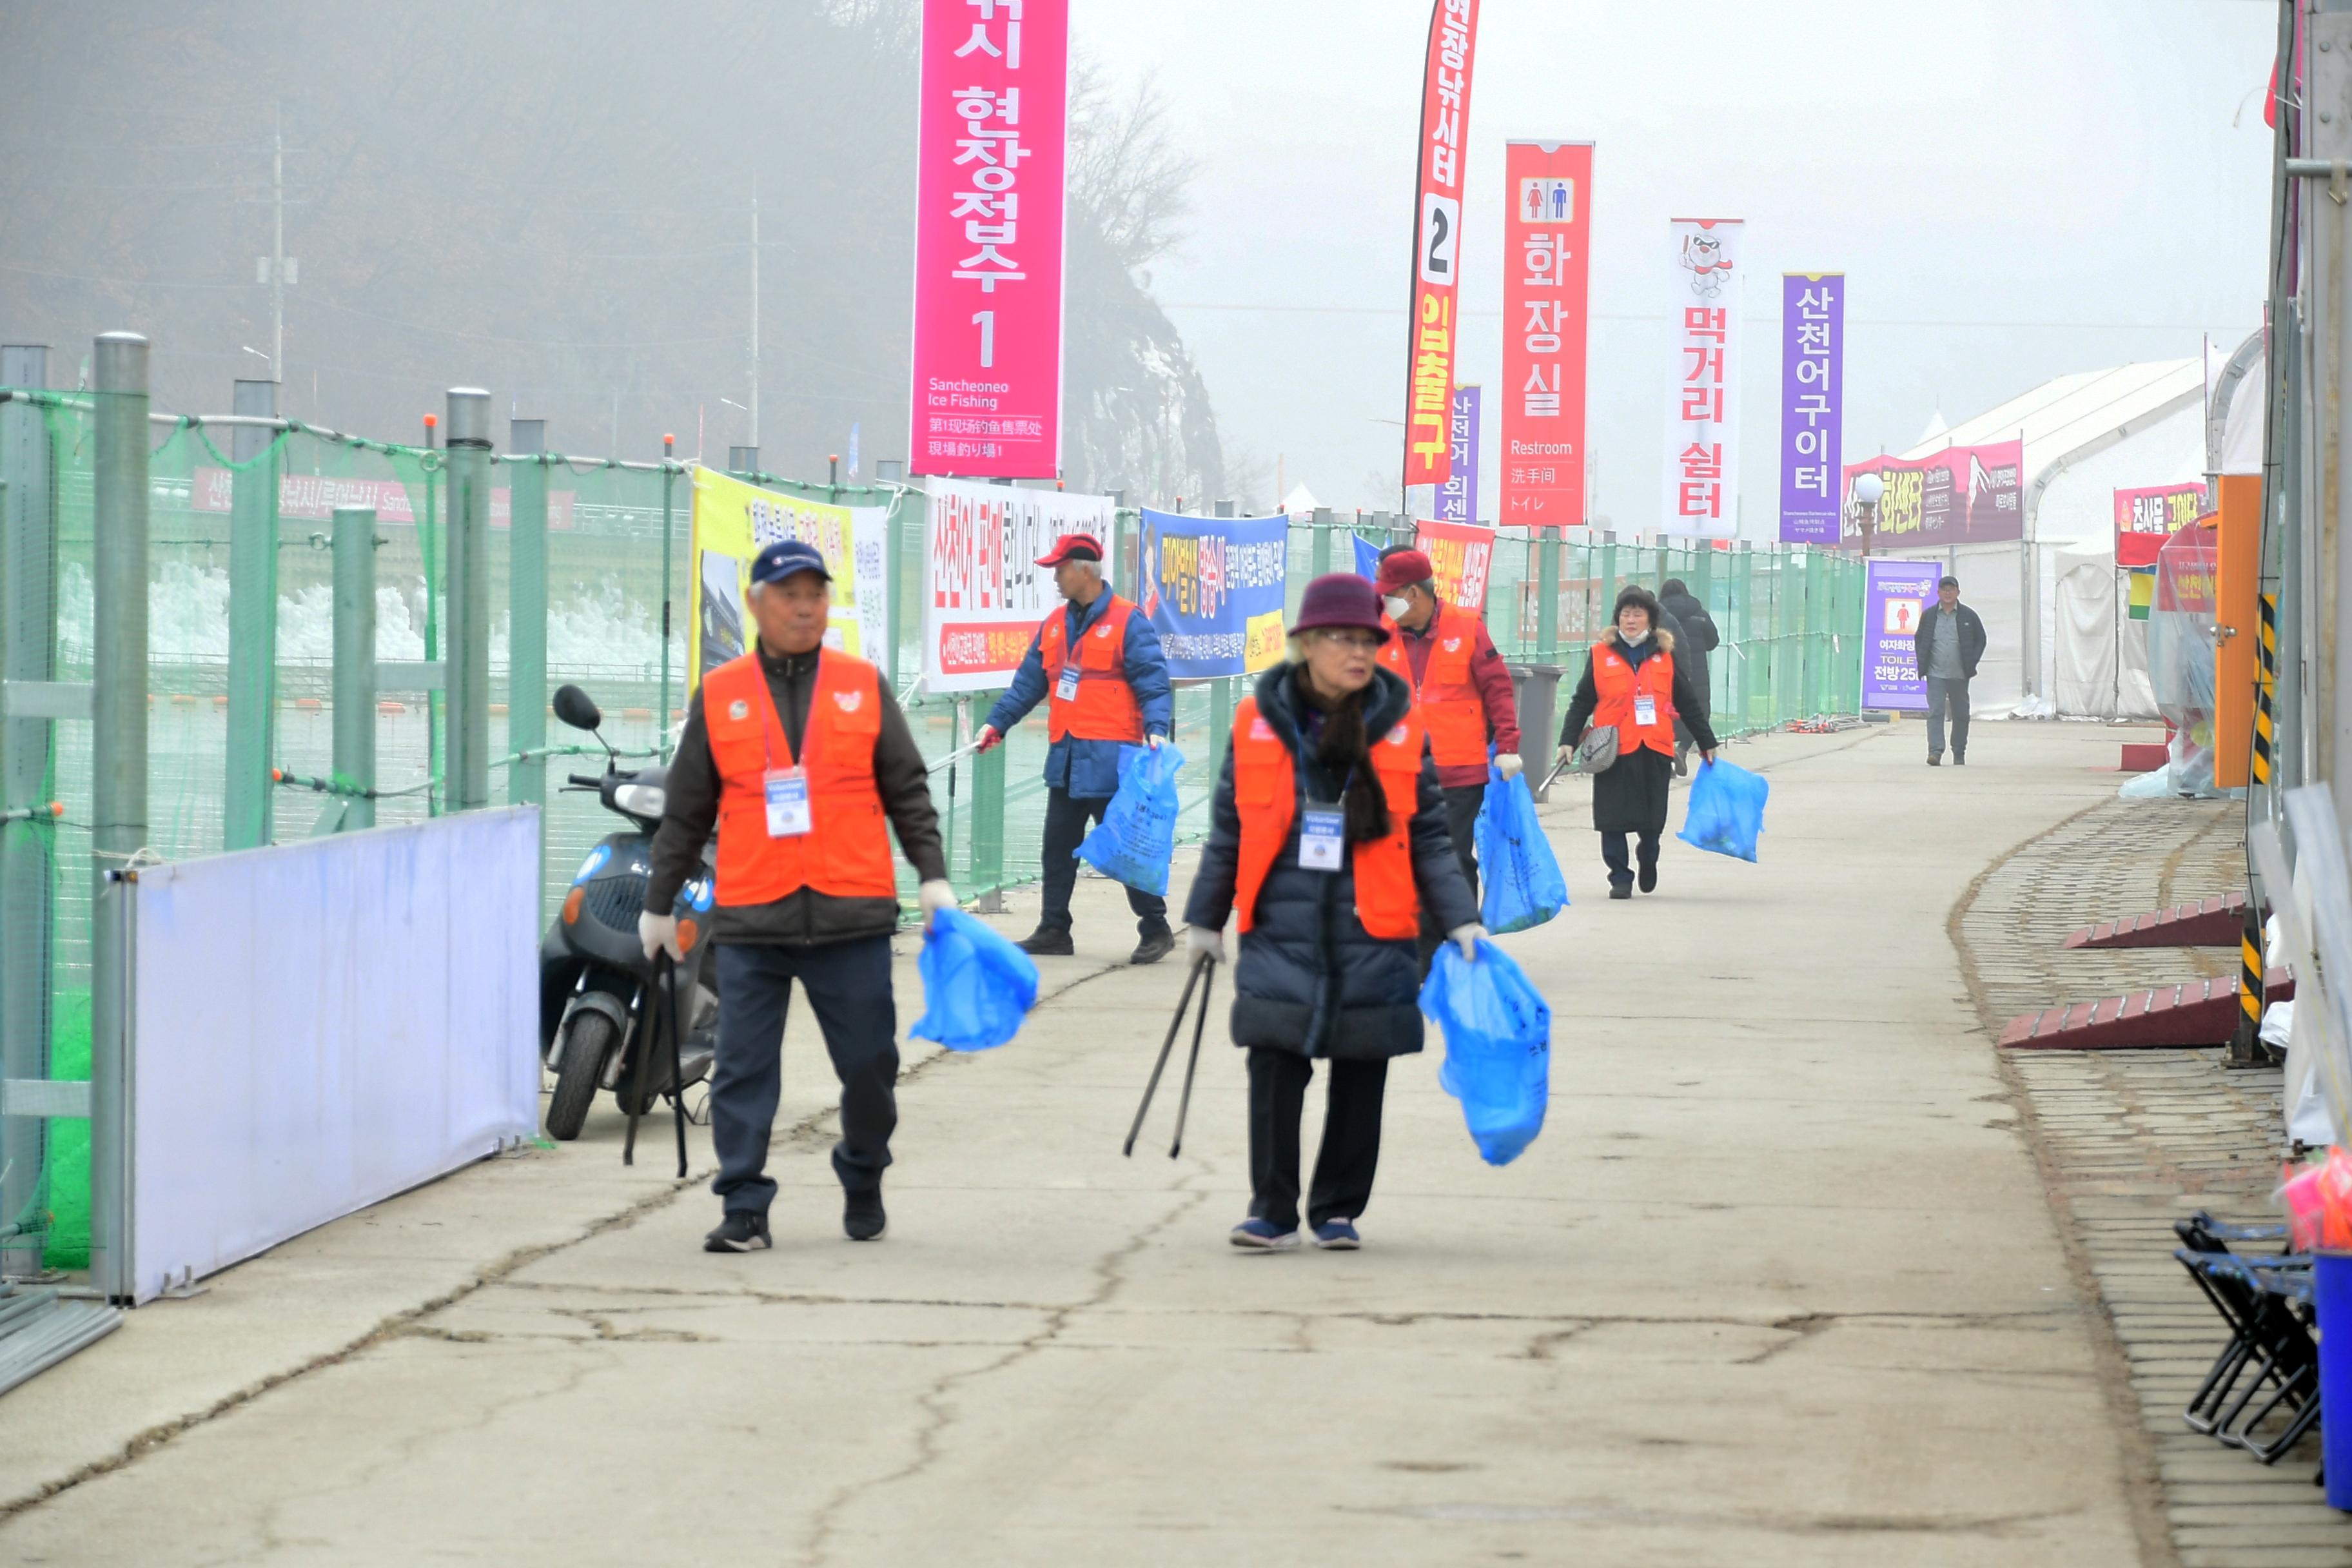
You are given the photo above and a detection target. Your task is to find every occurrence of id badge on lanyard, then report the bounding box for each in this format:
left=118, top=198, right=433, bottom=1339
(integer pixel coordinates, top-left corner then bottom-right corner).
left=1055, top=663, right=1082, bottom=702
left=1298, top=803, right=1346, bottom=872
left=1633, top=693, right=1657, bottom=727
left=764, top=767, right=812, bottom=838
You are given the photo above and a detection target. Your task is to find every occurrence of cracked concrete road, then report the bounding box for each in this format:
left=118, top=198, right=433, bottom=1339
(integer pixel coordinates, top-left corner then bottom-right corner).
left=0, top=722, right=2158, bottom=1565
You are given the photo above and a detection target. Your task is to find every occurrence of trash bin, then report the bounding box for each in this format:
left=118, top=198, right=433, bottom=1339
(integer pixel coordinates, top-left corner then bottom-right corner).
left=1508, top=663, right=1565, bottom=803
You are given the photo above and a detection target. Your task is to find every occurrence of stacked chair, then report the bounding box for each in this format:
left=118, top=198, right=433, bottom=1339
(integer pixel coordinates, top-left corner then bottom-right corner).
left=2173, top=1211, right=2320, bottom=1466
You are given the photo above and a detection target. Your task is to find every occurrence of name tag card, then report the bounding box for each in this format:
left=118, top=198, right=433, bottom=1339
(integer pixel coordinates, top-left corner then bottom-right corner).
left=1055, top=666, right=1082, bottom=702
left=1633, top=694, right=1657, bottom=727
left=765, top=767, right=812, bottom=838
left=1298, top=805, right=1345, bottom=872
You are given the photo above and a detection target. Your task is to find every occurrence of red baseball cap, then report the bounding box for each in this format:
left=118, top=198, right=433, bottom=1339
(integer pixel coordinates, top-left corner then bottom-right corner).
left=1035, top=533, right=1104, bottom=567
left=1375, top=549, right=1434, bottom=594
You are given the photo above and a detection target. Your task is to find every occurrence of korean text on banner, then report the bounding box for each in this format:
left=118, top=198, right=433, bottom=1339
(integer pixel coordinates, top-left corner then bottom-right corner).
left=1402, top=0, right=1483, bottom=491
left=1502, top=140, right=1593, bottom=525
left=687, top=467, right=888, bottom=691
left=1843, top=442, right=2024, bottom=547
left=2115, top=482, right=2209, bottom=569
left=1139, top=509, right=1290, bottom=680
left=1662, top=218, right=1743, bottom=539
left=1436, top=386, right=1482, bottom=522
left=1863, top=559, right=1940, bottom=712
left=908, top=0, right=1070, bottom=479
left=1778, top=273, right=1844, bottom=545
left=1415, top=518, right=1495, bottom=613
left=923, top=477, right=1114, bottom=694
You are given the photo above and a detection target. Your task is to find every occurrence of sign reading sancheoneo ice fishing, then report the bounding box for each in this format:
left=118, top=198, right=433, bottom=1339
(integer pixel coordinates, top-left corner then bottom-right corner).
left=1402, top=0, right=1482, bottom=493
left=1863, top=558, right=1940, bottom=712
left=687, top=466, right=888, bottom=691
left=921, top=476, right=1114, bottom=694
left=1662, top=217, right=1743, bottom=539
left=1137, top=509, right=1289, bottom=679
left=1778, top=272, right=1844, bottom=545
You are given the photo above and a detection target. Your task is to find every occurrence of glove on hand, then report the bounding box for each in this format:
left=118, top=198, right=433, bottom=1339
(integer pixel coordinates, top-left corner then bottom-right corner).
left=974, top=723, right=1003, bottom=753
left=1447, top=923, right=1487, bottom=963
left=639, top=911, right=683, bottom=962
left=1494, top=752, right=1523, bottom=781
left=918, top=879, right=958, bottom=930
left=1186, top=925, right=1226, bottom=968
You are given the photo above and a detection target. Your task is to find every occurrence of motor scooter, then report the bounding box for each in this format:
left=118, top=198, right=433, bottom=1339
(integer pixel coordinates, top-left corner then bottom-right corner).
left=538, top=683, right=718, bottom=1143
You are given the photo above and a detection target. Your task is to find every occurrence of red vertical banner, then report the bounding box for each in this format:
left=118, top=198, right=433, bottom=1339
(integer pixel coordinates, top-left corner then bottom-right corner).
left=908, top=0, right=1070, bottom=479
left=1500, top=141, right=1592, bottom=526
left=1402, top=0, right=1482, bottom=491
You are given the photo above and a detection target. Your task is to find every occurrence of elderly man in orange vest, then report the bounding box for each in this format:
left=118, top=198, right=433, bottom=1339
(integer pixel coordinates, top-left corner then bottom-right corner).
left=1371, top=547, right=1522, bottom=901
left=643, top=539, right=956, bottom=1254
left=975, top=531, right=1177, bottom=965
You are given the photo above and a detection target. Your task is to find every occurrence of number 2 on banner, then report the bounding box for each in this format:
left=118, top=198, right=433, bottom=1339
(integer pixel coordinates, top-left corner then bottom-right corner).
left=972, top=311, right=995, bottom=369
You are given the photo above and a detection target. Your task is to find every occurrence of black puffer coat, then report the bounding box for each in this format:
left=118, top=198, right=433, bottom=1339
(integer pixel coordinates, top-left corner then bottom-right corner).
left=1184, top=663, right=1479, bottom=1061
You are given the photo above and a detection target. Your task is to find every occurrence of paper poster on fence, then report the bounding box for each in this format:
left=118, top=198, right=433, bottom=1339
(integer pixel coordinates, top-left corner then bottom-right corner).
left=687, top=467, right=887, bottom=689
left=1414, top=518, right=1494, bottom=612
left=1137, top=509, right=1289, bottom=679
left=922, top=477, right=1115, bottom=694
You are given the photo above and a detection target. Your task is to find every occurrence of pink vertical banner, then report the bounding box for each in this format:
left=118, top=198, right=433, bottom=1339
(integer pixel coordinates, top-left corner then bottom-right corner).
left=909, top=0, right=1069, bottom=479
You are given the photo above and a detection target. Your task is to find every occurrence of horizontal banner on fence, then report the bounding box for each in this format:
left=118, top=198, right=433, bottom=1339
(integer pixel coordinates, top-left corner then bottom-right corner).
left=1139, top=509, right=1289, bottom=679
left=687, top=467, right=888, bottom=688
left=923, top=478, right=1115, bottom=694
left=188, top=468, right=576, bottom=529
left=1414, top=517, right=1494, bottom=612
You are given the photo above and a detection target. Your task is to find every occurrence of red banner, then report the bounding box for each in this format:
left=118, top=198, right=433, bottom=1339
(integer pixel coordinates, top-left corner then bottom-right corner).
left=1842, top=440, right=2025, bottom=547
left=1402, top=0, right=1482, bottom=491
left=908, top=0, right=1070, bottom=478
left=1500, top=141, right=1592, bottom=526
left=2113, top=482, right=2208, bottom=569
left=1415, top=517, right=1494, bottom=612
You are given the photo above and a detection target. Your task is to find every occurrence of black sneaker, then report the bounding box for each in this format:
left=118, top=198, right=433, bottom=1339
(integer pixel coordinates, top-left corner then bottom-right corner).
left=1637, top=860, right=1657, bottom=894
left=704, top=1211, right=770, bottom=1253
left=1130, top=926, right=1175, bottom=965
left=844, top=1190, right=887, bottom=1241
left=1015, top=927, right=1075, bottom=957
left=1608, top=883, right=1632, bottom=901
left=1954, top=752, right=1966, bottom=767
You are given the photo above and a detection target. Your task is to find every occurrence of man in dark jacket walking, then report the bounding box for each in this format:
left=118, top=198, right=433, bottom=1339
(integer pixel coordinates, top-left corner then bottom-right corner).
left=1912, top=574, right=1986, bottom=765
left=1658, top=578, right=1719, bottom=774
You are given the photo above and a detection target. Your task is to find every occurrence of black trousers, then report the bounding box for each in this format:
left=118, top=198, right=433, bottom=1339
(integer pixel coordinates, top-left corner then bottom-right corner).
left=710, top=934, right=897, bottom=1215
left=1601, top=830, right=1660, bottom=889
left=1247, top=1049, right=1389, bottom=1230
left=1439, top=782, right=1485, bottom=906
left=1039, top=785, right=1170, bottom=934
left=1927, top=676, right=1972, bottom=758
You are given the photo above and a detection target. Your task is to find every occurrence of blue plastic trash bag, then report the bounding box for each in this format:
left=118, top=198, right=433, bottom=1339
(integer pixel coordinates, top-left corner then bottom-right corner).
left=909, top=908, right=1040, bottom=1052
left=1475, top=763, right=1569, bottom=933
left=1420, top=938, right=1551, bottom=1166
left=1676, top=758, right=1770, bottom=863
left=1076, top=742, right=1185, bottom=897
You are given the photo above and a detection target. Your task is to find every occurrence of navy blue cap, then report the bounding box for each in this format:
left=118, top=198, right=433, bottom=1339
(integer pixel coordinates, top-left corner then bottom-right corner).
left=750, top=538, right=831, bottom=585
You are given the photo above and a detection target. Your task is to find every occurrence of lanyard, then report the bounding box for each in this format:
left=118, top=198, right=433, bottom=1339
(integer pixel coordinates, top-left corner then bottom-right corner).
left=750, top=656, right=818, bottom=776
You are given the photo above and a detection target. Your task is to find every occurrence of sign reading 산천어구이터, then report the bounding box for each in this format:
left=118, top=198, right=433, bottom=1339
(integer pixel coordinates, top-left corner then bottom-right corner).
left=1863, top=558, right=1942, bottom=712
left=1137, top=509, right=1290, bottom=680
left=1777, top=273, right=1843, bottom=545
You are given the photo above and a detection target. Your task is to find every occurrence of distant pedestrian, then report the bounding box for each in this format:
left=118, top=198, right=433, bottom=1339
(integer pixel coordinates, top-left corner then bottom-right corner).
left=1182, top=574, right=1482, bottom=1251
left=1912, top=575, right=1985, bottom=767
left=976, top=533, right=1178, bottom=963
left=1557, top=585, right=1718, bottom=899
left=1657, top=578, right=1720, bottom=775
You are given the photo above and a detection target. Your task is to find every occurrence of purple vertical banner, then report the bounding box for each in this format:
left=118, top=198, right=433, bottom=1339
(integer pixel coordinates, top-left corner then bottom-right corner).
left=1436, top=385, right=1482, bottom=522
left=1863, top=558, right=1939, bottom=711
left=1778, top=273, right=1844, bottom=544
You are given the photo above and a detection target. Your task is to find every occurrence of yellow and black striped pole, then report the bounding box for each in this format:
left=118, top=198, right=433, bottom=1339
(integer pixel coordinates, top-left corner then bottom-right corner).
left=2233, top=590, right=2279, bottom=1062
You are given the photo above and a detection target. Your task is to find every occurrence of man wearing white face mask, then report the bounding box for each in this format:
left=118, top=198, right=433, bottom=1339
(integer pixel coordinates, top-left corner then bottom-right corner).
left=1371, top=547, right=1522, bottom=903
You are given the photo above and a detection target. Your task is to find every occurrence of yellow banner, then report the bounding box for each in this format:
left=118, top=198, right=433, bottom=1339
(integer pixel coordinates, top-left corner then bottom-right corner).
left=687, top=467, right=884, bottom=689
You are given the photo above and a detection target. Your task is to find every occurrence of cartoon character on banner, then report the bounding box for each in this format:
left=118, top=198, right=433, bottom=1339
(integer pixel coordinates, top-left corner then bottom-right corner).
left=1138, top=520, right=1161, bottom=620
left=1680, top=231, right=1734, bottom=299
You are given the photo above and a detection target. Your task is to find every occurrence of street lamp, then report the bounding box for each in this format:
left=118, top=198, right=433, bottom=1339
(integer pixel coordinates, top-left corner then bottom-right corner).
left=1850, top=470, right=1885, bottom=555
left=240, top=345, right=272, bottom=373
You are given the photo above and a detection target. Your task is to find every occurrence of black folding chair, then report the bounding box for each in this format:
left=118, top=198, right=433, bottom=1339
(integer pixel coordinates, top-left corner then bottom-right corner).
left=2171, top=1211, right=2320, bottom=1466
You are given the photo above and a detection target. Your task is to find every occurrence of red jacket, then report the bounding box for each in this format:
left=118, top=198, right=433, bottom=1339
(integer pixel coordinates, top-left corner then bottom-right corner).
left=1398, top=610, right=1522, bottom=789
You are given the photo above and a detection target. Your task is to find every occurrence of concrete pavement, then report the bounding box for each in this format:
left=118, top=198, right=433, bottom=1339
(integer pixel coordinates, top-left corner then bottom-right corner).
left=0, top=720, right=2162, bottom=1565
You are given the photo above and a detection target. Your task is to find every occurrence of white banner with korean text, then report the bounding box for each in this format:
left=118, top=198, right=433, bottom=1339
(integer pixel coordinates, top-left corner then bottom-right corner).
left=1661, top=218, right=1744, bottom=539
left=921, top=478, right=1115, bottom=694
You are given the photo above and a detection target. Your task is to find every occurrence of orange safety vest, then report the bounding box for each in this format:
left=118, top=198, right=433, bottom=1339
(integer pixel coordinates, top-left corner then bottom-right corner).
left=1230, top=696, right=1425, bottom=941
left=1411, top=603, right=1492, bottom=769
left=1040, top=595, right=1144, bottom=744
left=702, top=649, right=897, bottom=906
left=1591, top=638, right=1678, bottom=760
left=1377, top=614, right=1409, bottom=677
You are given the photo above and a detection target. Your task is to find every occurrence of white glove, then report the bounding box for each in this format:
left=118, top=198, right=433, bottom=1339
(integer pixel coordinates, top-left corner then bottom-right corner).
left=1186, top=925, right=1226, bottom=968
left=1494, top=752, right=1523, bottom=781
left=974, top=723, right=1002, bottom=753
left=1447, top=923, right=1487, bottom=963
left=918, top=878, right=958, bottom=930
left=639, top=911, right=683, bottom=962
left=1144, top=732, right=1166, bottom=750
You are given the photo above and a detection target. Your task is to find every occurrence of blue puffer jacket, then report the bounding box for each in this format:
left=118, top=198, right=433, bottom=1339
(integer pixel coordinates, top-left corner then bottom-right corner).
left=1182, top=663, right=1478, bottom=1060
left=983, top=592, right=1174, bottom=799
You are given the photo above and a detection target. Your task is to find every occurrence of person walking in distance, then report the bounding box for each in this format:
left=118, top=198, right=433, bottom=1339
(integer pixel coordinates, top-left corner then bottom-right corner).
left=1371, top=547, right=1522, bottom=902
left=976, top=533, right=1177, bottom=963
left=1557, top=585, right=1718, bottom=899
left=1913, top=574, right=1986, bottom=766
left=1656, top=578, right=1719, bottom=776
left=643, top=540, right=955, bottom=1253
left=1182, top=575, right=1482, bottom=1251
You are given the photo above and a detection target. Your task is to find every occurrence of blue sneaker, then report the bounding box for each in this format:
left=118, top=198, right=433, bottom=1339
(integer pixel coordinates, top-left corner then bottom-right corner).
left=1230, top=1217, right=1299, bottom=1251
left=1311, top=1219, right=1360, bottom=1250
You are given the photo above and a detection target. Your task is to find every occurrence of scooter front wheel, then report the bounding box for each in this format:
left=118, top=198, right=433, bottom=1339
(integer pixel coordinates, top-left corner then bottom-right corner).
left=545, top=1010, right=618, bottom=1141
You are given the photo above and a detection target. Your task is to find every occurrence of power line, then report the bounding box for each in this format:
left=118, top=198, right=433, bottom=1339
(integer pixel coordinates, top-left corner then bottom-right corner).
left=1160, top=300, right=2246, bottom=331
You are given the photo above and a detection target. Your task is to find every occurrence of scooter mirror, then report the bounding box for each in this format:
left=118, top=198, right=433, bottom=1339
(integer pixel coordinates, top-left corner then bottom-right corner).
left=553, top=684, right=602, bottom=732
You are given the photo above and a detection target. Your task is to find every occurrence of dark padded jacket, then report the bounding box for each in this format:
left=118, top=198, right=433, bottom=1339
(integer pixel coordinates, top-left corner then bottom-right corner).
left=1182, top=663, right=1478, bottom=1061
left=1911, top=602, right=1986, bottom=680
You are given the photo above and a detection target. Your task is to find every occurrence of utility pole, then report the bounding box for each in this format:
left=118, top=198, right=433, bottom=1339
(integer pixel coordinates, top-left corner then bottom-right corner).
left=254, top=106, right=297, bottom=384
left=750, top=177, right=761, bottom=451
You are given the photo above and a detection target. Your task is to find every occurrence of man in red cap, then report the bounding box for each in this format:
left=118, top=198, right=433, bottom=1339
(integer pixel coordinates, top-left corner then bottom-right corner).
left=977, top=531, right=1177, bottom=963
left=1373, top=545, right=1522, bottom=901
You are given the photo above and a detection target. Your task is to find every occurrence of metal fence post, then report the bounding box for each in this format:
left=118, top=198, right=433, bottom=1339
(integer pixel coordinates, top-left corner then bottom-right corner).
left=89, top=331, right=148, bottom=1304
left=970, top=703, right=1005, bottom=911
left=444, top=389, right=492, bottom=810
left=331, top=506, right=377, bottom=832
left=1734, top=541, right=1755, bottom=733
left=1311, top=507, right=1333, bottom=578
left=509, top=420, right=547, bottom=907
left=222, top=377, right=279, bottom=850
left=1210, top=676, right=1233, bottom=791
left=660, top=442, right=677, bottom=752
left=1537, top=526, right=1560, bottom=660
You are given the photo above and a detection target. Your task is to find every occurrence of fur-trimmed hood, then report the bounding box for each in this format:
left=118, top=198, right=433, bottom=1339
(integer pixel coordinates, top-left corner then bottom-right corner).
left=1602, top=625, right=1675, bottom=656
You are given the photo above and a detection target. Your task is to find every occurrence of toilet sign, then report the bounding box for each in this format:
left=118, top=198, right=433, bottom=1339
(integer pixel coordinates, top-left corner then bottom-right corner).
left=1863, top=558, right=1940, bottom=712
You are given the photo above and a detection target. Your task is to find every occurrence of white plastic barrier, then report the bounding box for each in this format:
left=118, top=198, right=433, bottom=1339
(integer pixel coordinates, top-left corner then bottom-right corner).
left=127, top=808, right=540, bottom=1304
